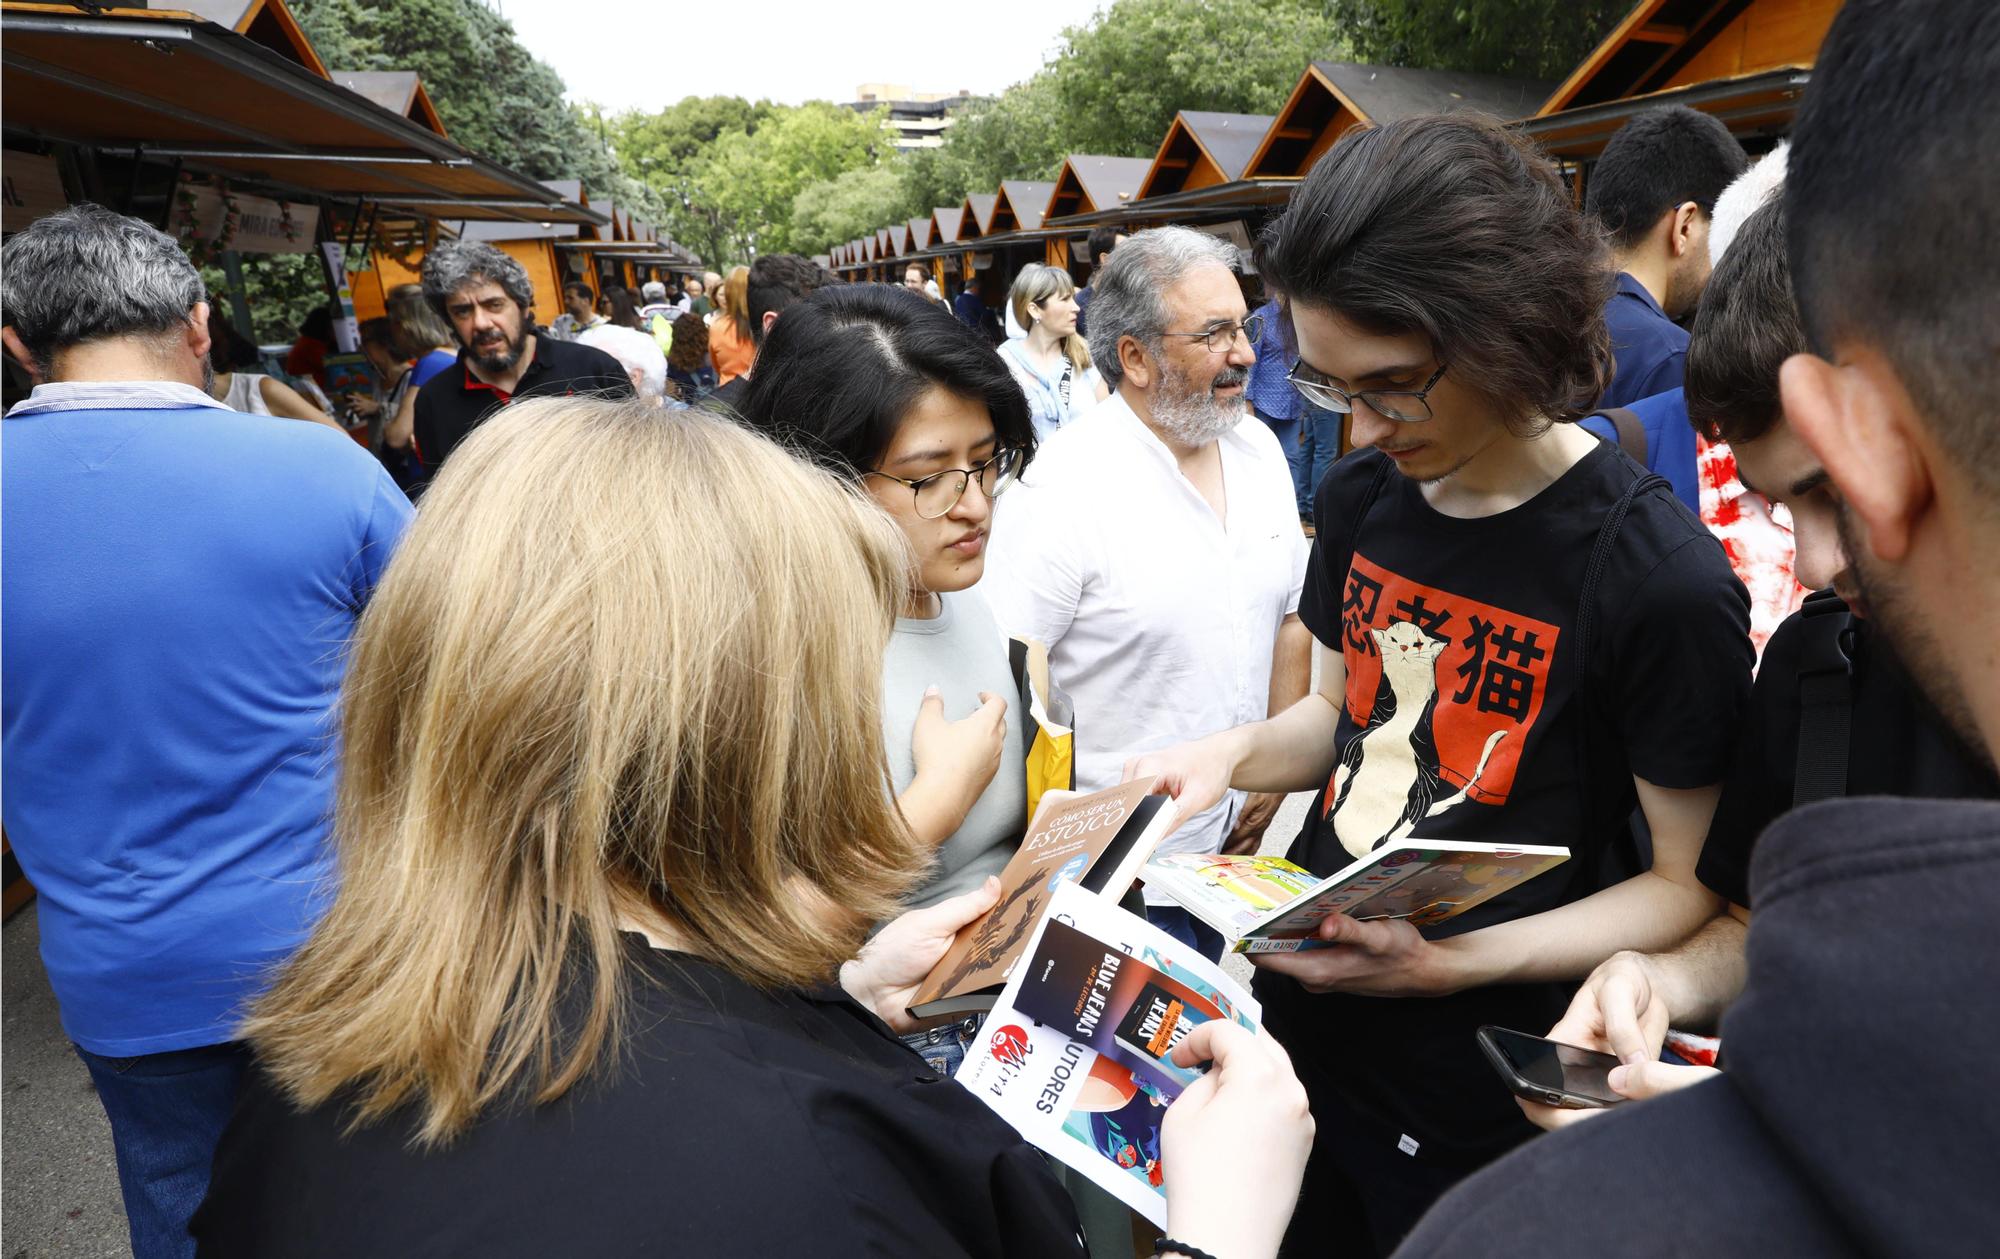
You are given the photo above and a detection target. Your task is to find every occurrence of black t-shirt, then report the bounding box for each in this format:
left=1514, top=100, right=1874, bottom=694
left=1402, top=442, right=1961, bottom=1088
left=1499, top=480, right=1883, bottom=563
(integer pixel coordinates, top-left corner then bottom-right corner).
left=1696, top=609, right=1999, bottom=908
left=706, top=372, right=748, bottom=414
left=410, top=335, right=632, bottom=473
left=1258, top=442, right=1751, bottom=1165
left=193, top=938, right=1082, bottom=1257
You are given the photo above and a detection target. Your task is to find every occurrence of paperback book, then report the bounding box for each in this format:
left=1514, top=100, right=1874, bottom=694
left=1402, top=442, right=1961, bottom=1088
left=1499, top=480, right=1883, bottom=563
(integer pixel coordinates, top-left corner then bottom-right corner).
left=907, top=779, right=1177, bottom=1020
left=1142, top=840, right=1569, bottom=953
left=955, top=880, right=1259, bottom=1227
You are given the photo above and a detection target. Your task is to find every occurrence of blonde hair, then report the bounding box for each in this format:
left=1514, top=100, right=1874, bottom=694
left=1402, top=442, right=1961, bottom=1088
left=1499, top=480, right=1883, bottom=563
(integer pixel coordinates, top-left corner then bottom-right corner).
left=242, top=398, right=923, bottom=1145
left=1010, top=263, right=1092, bottom=373
left=716, top=265, right=752, bottom=339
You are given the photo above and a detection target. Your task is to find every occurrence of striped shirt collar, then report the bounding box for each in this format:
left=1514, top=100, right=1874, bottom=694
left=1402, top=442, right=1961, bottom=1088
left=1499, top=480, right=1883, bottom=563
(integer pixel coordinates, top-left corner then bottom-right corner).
left=6, top=380, right=231, bottom=418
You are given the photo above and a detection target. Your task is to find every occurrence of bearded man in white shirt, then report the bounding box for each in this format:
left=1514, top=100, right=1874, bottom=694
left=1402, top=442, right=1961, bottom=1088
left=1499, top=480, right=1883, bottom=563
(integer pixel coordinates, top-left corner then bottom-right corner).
left=981, top=225, right=1312, bottom=959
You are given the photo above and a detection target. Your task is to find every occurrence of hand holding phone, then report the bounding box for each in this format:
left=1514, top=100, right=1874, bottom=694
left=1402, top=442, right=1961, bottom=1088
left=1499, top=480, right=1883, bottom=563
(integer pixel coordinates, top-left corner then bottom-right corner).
left=1477, top=1025, right=1627, bottom=1110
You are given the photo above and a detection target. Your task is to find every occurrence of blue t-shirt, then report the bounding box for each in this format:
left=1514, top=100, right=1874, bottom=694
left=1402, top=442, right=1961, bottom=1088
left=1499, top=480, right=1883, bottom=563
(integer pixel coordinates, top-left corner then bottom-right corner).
left=2, top=384, right=413, bottom=1055
left=1598, top=272, right=1690, bottom=409
left=409, top=348, right=457, bottom=389
left=1579, top=387, right=1700, bottom=512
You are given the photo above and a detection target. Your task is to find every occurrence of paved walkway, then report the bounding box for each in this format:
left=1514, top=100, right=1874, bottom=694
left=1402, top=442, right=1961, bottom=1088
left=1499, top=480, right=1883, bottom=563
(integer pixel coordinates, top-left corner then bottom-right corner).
left=4, top=906, right=128, bottom=1258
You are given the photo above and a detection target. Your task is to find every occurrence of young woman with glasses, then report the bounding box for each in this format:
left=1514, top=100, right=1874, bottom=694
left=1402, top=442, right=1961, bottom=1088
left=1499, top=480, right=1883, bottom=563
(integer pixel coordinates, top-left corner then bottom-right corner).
left=738, top=284, right=1044, bottom=1068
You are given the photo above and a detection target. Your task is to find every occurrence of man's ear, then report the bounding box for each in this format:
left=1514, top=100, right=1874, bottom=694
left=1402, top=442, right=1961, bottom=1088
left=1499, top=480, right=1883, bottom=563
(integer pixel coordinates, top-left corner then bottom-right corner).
left=1782, top=349, right=1932, bottom=564
left=1, top=326, right=41, bottom=385
left=185, top=301, right=215, bottom=368
left=1117, top=335, right=1154, bottom=392
left=1667, top=202, right=1701, bottom=260
left=761, top=309, right=780, bottom=337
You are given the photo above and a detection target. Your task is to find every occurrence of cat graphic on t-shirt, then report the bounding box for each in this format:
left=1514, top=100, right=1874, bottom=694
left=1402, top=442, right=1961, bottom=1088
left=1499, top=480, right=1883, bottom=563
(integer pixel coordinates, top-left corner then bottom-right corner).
left=1329, top=621, right=1506, bottom=859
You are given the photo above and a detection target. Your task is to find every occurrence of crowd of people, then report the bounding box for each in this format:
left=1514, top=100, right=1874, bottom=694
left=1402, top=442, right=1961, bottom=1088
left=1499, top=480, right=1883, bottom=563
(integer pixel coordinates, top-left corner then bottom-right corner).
left=2, top=1, right=1995, bottom=1255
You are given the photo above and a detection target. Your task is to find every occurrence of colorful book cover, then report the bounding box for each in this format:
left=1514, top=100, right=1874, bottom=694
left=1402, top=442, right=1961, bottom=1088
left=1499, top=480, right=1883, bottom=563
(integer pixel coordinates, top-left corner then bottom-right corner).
left=908, top=780, right=1173, bottom=1018
left=956, top=881, right=1259, bottom=1226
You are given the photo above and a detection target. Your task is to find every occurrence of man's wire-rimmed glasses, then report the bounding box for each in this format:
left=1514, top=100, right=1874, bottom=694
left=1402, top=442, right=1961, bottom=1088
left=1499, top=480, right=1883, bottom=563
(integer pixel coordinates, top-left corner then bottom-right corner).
left=1160, top=311, right=1265, bottom=354
left=1286, top=360, right=1449, bottom=423
left=863, top=447, right=1024, bottom=519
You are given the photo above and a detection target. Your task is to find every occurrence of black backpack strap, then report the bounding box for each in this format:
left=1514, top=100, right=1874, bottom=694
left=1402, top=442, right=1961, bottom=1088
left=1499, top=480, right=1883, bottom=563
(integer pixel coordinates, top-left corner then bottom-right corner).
left=1793, top=588, right=1856, bottom=806
left=1574, top=464, right=1673, bottom=885
left=1587, top=407, right=1649, bottom=466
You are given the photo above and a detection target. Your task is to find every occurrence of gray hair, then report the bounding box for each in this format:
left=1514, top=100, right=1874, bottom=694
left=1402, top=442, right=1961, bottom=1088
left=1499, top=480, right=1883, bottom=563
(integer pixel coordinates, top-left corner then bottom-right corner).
left=1084, top=225, right=1238, bottom=387
left=420, top=240, right=534, bottom=323
left=386, top=283, right=454, bottom=355
left=1, top=203, right=206, bottom=376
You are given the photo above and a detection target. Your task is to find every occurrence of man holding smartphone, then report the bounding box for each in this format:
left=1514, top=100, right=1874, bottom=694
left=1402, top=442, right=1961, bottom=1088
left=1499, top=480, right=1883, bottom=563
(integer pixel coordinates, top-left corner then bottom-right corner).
left=1520, top=143, right=1997, bottom=1131
left=1395, top=1, right=2000, bottom=1250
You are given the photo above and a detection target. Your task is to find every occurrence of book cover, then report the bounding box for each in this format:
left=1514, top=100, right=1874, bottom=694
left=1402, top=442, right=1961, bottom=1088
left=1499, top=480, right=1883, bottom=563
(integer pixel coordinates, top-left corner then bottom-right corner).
left=956, top=881, right=1260, bottom=1227
left=907, top=779, right=1175, bottom=1019
left=1143, top=842, right=1570, bottom=954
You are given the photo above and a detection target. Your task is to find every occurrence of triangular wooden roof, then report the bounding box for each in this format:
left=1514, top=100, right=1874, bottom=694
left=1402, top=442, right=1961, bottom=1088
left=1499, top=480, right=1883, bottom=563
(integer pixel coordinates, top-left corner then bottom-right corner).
left=992, top=180, right=1056, bottom=233
left=1136, top=112, right=1272, bottom=201
left=931, top=206, right=964, bottom=245
left=888, top=223, right=911, bottom=255
left=330, top=70, right=447, bottom=137
left=875, top=227, right=892, bottom=256
left=1046, top=155, right=1155, bottom=221
left=178, top=0, right=328, bottom=77
left=908, top=216, right=934, bottom=250
left=962, top=193, right=1000, bottom=239
left=1245, top=60, right=1553, bottom=179
left=1539, top=0, right=1837, bottom=116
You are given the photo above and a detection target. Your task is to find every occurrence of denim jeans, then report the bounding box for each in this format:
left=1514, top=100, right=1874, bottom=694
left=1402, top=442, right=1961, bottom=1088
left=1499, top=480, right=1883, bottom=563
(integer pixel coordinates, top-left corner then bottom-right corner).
left=1145, top=905, right=1228, bottom=963
left=899, top=1015, right=983, bottom=1077
left=74, top=1040, right=251, bottom=1259
left=1291, top=404, right=1344, bottom=517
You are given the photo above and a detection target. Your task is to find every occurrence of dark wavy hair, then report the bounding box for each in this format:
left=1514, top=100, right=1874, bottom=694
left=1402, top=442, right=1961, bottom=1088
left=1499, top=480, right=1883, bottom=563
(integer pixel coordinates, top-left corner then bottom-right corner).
left=736, top=283, right=1035, bottom=479
left=1686, top=198, right=1803, bottom=445
left=1256, top=114, right=1612, bottom=433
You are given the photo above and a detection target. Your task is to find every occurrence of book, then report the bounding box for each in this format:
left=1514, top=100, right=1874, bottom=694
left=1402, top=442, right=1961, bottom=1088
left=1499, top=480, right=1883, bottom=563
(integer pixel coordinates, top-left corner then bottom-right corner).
left=907, top=779, right=1177, bottom=1020
left=956, top=879, right=1260, bottom=1228
left=1141, top=840, right=1571, bottom=954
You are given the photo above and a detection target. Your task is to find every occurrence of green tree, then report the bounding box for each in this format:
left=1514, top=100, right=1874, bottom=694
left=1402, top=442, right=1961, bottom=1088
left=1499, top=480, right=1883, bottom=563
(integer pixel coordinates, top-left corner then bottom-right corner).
left=608, top=96, right=772, bottom=266
left=685, top=103, right=896, bottom=257
left=790, top=165, right=910, bottom=256
left=1048, top=0, right=1344, bottom=157
left=1329, top=0, right=1626, bottom=81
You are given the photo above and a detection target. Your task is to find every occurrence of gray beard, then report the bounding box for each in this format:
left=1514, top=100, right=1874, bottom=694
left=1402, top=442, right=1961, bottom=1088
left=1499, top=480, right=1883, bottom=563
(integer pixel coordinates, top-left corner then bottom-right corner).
left=1151, top=362, right=1248, bottom=445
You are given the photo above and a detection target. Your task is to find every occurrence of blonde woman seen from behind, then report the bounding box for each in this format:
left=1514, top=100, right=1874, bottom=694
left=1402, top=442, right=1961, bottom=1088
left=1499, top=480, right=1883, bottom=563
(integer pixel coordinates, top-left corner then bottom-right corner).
left=999, top=264, right=1109, bottom=439
left=188, top=398, right=1312, bottom=1259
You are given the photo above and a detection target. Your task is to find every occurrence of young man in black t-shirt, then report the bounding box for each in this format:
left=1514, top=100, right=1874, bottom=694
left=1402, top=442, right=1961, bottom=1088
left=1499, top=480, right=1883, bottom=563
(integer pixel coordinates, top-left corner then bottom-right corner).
left=1521, top=185, right=1999, bottom=1126
left=1128, top=115, right=1753, bottom=1256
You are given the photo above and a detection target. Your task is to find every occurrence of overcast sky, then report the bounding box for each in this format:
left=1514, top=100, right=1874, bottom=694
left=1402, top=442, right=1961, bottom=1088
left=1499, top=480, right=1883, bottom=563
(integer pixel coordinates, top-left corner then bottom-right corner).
left=492, top=0, right=1110, bottom=114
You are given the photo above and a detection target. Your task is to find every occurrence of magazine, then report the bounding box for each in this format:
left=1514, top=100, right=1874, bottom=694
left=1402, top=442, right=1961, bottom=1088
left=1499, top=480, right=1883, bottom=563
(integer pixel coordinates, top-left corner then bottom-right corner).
left=955, top=880, right=1259, bottom=1227
left=907, top=779, right=1178, bottom=1020
left=1142, top=841, right=1570, bottom=954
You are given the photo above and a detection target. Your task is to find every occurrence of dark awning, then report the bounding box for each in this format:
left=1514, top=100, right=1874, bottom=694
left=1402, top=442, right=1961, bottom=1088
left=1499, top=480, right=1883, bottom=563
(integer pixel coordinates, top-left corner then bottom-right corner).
left=1518, top=65, right=1810, bottom=158
left=1, top=4, right=603, bottom=225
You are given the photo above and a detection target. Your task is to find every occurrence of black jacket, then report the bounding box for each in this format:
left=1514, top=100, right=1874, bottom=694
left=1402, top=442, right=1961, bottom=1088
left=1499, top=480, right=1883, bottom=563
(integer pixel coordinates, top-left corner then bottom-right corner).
left=1397, top=797, right=2000, bottom=1257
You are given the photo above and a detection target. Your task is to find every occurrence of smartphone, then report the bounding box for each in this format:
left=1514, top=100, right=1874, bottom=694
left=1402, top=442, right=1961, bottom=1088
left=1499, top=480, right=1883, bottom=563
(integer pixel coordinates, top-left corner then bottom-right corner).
left=1476, top=1025, right=1627, bottom=1109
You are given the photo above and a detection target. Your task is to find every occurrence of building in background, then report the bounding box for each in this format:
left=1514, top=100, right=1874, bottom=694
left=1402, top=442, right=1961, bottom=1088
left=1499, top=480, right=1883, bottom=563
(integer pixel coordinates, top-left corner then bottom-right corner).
left=845, top=84, right=973, bottom=150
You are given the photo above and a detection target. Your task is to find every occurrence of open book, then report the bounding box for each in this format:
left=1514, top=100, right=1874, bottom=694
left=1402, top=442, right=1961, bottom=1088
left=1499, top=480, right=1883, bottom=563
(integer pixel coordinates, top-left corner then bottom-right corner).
left=907, top=780, right=1177, bottom=1020
left=1142, top=841, right=1569, bottom=954
left=955, top=880, right=1259, bottom=1228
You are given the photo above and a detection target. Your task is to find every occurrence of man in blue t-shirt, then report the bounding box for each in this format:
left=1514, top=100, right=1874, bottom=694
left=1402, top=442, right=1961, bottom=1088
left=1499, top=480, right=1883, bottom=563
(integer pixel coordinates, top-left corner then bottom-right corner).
left=1, top=205, right=412, bottom=1258
left=1585, top=106, right=1747, bottom=409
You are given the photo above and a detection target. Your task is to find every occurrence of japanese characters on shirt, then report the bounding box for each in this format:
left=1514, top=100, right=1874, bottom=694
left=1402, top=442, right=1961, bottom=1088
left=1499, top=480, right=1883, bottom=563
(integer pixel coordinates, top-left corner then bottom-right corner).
left=1329, top=554, right=1561, bottom=860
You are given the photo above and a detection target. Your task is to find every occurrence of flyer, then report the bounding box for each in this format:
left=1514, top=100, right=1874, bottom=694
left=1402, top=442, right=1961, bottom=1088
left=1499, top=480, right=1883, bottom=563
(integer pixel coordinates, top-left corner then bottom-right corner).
left=954, top=880, right=1260, bottom=1226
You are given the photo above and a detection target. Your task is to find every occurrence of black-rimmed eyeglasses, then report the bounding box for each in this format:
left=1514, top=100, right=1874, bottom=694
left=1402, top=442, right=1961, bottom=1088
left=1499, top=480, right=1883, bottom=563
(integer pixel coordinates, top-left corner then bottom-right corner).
left=863, top=448, right=1023, bottom=519
left=1287, top=361, right=1449, bottom=423
left=1160, top=312, right=1265, bottom=354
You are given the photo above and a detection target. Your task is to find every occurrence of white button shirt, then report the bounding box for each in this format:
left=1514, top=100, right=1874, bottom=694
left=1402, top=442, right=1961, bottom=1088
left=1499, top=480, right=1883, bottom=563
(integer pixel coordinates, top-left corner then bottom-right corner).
left=981, top=391, right=1309, bottom=899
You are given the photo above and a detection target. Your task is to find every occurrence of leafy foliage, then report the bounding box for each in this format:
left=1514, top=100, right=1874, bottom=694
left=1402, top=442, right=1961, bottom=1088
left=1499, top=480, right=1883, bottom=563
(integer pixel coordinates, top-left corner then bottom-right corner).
left=790, top=166, right=911, bottom=257
left=1328, top=0, right=1628, bottom=82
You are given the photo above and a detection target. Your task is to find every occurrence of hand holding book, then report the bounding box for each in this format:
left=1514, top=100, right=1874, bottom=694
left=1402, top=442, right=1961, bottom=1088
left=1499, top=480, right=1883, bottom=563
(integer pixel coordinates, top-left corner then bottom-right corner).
left=1250, top=911, right=1467, bottom=997
left=841, top=877, right=1003, bottom=1033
